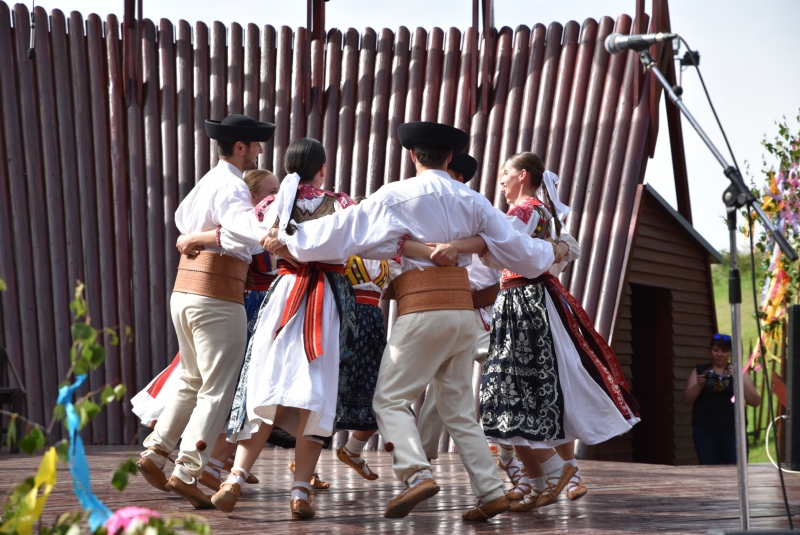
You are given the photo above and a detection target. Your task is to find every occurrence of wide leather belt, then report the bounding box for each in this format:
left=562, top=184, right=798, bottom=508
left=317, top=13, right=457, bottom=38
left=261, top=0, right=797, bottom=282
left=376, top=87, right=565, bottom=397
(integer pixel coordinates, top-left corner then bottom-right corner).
left=173, top=252, right=249, bottom=305
left=472, top=283, right=500, bottom=309
left=384, top=267, right=472, bottom=316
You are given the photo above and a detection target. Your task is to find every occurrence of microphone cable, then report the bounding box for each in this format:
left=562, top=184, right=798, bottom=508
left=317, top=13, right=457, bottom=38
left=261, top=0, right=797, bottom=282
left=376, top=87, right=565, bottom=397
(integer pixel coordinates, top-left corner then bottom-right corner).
left=679, top=34, right=796, bottom=529
left=678, top=35, right=794, bottom=530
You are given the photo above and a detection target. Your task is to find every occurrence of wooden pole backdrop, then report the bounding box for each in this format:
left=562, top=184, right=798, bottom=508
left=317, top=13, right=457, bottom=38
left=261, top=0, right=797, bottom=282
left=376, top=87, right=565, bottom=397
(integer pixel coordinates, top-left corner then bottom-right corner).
left=0, top=2, right=667, bottom=445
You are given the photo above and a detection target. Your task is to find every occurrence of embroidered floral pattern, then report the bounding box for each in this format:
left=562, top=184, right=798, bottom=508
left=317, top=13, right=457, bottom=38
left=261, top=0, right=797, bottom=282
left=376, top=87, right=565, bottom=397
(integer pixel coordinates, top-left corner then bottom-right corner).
left=335, top=303, right=386, bottom=431
left=480, top=283, right=565, bottom=441
left=227, top=286, right=276, bottom=436
left=254, top=195, right=276, bottom=222
left=502, top=200, right=552, bottom=281
left=396, top=234, right=410, bottom=259
left=506, top=197, right=545, bottom=224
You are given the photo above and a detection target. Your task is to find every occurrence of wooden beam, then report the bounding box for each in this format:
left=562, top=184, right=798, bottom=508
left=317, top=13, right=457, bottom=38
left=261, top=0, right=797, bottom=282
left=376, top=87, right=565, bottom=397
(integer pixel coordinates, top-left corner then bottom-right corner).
left=663, top=40, right=692, bottom=222
left=308, top=0, right=325, bottom=41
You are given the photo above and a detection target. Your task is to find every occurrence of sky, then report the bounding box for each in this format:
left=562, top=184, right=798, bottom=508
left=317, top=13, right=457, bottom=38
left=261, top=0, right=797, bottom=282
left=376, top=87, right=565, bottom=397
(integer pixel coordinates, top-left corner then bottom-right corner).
left=31, top=0, right=800, bottom=251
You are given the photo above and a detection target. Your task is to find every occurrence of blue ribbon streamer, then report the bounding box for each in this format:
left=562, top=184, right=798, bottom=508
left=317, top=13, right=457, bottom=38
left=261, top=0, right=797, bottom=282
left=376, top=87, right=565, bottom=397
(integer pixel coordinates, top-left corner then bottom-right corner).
left=57, top=374, right=112, bottom=532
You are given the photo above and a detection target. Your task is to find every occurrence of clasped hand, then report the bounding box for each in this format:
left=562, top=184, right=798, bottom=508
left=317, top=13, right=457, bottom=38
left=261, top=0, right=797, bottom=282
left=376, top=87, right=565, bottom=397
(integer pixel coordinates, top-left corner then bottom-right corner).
left=176, top=234, right=203, bottom=257
left=261, top=228, right=300, bottom=267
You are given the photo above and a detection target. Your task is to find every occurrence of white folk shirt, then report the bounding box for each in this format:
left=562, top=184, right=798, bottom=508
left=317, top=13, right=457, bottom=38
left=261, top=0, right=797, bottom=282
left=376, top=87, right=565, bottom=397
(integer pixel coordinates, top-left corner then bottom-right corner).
left=467, top=253, right=500, bottom=331
left=467, top=253, right=499, bottom=291
left=174, top=160, right=264, bottom=263
left=279, top=169, right=555, bottom=278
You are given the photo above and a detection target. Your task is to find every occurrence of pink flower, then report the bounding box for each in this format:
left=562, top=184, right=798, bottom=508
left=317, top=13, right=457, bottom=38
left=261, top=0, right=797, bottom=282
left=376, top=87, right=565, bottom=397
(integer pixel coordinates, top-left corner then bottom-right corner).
left=104, top=506, right=160, bottom=535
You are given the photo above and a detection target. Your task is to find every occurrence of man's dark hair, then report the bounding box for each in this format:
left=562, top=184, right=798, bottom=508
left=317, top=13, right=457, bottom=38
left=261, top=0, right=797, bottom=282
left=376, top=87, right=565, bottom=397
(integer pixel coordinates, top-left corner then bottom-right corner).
left=411, top=143, right=451, bottom=168
left=217, top=140, right=261, bottom=158
left=285, top=138, right=326, bottom=181
left=217, top=140, right=237, bottom=158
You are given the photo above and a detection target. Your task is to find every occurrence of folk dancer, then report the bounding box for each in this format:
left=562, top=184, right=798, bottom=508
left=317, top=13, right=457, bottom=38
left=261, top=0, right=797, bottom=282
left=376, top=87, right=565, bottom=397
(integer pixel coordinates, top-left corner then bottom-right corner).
left=135, top=115, right=276, bottom=509
left=479, top=152, right=640, bottom=512
left=132, top=170, right=279, bottom=492
left=333, top=250, right=398, bottom=480
left=211, top=138, right=357, bottom=519
left=416, top=153, right=500, bottom=459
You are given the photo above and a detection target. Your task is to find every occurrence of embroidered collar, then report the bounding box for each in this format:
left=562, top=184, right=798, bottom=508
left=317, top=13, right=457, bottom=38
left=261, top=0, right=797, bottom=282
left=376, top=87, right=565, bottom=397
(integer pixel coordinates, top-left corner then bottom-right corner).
left=507, top=197, right=546, bottom=225
left=297, top=183, right=335, bottom=199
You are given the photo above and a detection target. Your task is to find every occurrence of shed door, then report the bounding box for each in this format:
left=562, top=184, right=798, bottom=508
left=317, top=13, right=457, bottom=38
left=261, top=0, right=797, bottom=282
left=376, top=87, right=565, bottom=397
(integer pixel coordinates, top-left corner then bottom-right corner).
left=629, top=283, right=674, bottom=465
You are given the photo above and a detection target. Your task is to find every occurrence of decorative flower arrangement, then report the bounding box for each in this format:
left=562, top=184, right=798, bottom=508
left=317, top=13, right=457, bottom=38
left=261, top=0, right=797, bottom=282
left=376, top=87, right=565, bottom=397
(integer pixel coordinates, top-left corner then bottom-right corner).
left=742, top=113, right=800, bottom=369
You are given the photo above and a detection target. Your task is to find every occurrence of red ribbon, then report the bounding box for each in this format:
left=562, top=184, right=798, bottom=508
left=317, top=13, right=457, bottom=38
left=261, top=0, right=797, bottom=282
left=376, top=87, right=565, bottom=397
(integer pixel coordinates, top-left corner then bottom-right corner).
left=147, top=353, right=181, bottom=397
left=353, top=289, right=381, bottom=306
left=277, top=260, right=344, bottom=362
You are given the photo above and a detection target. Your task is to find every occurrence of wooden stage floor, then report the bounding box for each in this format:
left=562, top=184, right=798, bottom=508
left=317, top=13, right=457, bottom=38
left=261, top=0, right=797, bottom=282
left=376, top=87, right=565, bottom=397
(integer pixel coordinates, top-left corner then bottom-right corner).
left=1, top=446, right=798, bottom=534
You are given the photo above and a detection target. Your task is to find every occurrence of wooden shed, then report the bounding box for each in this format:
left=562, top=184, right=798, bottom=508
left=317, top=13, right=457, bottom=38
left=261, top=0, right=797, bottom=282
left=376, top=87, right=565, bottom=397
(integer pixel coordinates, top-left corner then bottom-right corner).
left=587, top=184, right=722, bottom=465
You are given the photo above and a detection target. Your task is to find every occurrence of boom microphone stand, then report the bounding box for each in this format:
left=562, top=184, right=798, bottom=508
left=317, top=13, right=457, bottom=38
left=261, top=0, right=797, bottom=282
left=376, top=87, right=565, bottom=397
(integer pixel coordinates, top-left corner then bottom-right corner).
left=636, top=49, right=798, bottom=530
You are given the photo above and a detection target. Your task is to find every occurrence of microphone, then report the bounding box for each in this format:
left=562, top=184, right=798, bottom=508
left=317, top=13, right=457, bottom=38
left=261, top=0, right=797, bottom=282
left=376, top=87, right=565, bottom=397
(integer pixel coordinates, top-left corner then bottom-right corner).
left=604, top=32, right=677, bottom=54
left=27, top=12, right=36, bottom=60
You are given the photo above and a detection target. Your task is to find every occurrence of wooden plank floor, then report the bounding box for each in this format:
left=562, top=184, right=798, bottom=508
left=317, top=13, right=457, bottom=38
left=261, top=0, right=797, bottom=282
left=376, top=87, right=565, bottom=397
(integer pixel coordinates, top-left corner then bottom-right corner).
left=1, top=446, right=799, bottom=534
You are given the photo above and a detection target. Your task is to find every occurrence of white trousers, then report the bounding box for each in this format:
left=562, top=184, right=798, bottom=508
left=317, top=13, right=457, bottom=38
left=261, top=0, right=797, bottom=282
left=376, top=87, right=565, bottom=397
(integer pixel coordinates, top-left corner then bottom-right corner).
left=373, top=309, right=504, bottom=503
left=143, top=292, right=246, bottom=483
left=417, top=308, right=490, bottom=459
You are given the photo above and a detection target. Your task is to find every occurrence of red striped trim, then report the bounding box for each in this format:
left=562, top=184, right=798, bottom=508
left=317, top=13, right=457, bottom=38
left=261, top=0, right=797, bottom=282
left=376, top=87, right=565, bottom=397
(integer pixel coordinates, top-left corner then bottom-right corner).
left=146, top=353, right=181, bottom=397
left=276, top=260, right=344, bottom=362
left=354, top=289, right=380, bottom=306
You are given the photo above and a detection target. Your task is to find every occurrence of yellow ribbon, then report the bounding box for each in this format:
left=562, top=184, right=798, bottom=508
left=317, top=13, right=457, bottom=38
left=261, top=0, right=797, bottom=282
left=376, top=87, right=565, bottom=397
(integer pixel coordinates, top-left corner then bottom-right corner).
left=1, top=447, right=58, bottom=535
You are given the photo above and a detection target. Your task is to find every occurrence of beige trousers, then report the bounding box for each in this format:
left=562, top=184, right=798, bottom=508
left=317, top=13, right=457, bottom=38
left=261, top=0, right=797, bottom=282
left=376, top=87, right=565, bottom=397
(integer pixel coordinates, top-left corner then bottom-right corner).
left=143, top=292, right=246, bottom=483
left=418, top=308, right=490, bottom=459
left=373, top=309, right=504, bottom=503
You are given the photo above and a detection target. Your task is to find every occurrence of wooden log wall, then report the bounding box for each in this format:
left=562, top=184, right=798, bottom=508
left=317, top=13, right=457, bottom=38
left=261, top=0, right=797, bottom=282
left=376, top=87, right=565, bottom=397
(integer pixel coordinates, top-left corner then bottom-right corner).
left=0, top=2, right=664, bottom=445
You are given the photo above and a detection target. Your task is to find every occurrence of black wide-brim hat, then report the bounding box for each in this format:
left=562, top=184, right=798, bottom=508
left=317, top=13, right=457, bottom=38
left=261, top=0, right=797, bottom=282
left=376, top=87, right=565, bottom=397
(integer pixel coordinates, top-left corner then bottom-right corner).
left=205, top=114, right=276, bottom=143
left=448, top=152, right=478, bottom=183
left=398, top=121, right=469, bottom=153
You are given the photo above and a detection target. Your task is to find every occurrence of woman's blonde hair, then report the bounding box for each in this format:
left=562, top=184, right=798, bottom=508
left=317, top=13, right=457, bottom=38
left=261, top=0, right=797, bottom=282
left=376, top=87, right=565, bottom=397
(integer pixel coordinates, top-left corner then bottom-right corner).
left=243, top=169, right=275, bottom=195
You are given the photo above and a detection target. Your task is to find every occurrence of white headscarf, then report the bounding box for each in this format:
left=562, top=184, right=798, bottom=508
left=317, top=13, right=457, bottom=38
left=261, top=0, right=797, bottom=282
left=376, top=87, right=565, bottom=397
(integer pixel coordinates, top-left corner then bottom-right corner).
left=540, top=170, right=571, bottom=223
left=261, top=172, right=301, bottom=232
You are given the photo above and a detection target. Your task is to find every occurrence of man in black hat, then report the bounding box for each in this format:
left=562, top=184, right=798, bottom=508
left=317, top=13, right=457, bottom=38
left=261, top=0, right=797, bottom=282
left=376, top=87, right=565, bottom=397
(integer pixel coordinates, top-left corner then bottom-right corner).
left=137, top=114, right=275, bottom=509
left=415, top=152, right=501, bottom=461
left=263, top=122, right=569, bottom=521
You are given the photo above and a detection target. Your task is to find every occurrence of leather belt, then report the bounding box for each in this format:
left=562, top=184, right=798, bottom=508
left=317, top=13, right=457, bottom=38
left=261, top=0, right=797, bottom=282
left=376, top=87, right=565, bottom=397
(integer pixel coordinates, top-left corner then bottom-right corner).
left=472, top=283, right=500, bottom=309
left=384, top=267, right=472, bottom=316
left=173, top=252, right=249, bottom=305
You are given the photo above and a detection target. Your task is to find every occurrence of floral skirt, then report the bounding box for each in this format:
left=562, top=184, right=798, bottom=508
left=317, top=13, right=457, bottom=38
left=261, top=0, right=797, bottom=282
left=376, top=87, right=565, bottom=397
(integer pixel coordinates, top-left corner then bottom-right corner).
left=335, top=303, right=386, bottom=431
left=480, top=283, right=565, bottom=442
left=226, top=288, right=269, bottom=437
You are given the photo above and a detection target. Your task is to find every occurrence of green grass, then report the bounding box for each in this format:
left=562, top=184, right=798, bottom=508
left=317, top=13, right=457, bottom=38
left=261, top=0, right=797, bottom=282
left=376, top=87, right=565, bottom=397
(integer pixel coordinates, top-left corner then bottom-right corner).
left=710, top=249, right=779, bottom=464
